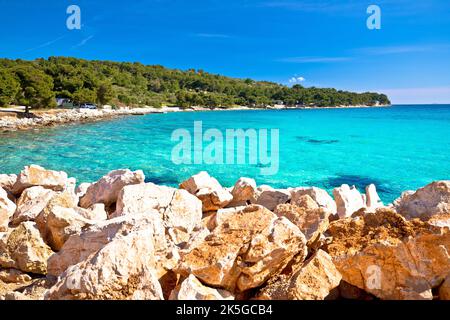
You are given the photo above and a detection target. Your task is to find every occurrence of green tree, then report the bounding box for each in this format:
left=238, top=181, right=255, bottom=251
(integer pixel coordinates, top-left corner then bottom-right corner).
left=0, top=69, right=20, bottom=107
left=72, top=88, right=97, bottom=104
left=13, top=65, right=56, bottom=108
left=96, top=82, right=115, bottom=105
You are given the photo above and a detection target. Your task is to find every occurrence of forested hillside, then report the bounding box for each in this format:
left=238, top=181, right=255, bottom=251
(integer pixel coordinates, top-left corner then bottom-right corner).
left=0, top=57, right=390, bottom=108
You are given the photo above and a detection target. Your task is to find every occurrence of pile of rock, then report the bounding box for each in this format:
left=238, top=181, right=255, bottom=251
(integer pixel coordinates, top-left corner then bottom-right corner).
left=0, top=165, right=449, bottom=300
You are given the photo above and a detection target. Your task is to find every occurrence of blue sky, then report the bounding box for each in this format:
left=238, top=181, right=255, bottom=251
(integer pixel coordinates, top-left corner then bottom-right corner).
left=1, top=0, right=450, bottom=104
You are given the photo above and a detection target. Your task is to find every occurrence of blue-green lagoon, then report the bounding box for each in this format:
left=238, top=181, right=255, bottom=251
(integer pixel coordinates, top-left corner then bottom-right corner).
left=1, top=105, right=449, bottom=203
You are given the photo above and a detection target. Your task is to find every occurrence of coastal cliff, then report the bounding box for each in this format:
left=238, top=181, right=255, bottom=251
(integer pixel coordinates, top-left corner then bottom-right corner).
left=0, top=165, right=449, bottom=300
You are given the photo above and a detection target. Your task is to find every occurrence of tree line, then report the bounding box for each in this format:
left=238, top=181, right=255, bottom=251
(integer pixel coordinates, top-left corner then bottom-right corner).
left=0, top=57, right=390, bottom=109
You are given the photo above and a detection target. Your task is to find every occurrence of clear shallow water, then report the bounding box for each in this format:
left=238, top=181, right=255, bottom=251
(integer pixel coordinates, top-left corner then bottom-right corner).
left=1, top=105, right=449, bottom=203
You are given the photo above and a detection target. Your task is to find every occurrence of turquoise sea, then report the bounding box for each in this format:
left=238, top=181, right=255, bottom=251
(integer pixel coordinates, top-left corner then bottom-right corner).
left=1, top=105, right=450, bottom=203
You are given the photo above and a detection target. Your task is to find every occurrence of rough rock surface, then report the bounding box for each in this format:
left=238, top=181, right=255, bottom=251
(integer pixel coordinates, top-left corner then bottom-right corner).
left=47, top=214, right=174, bottom=278
left=394, top=181, right=450, bottom=220
left=229, top=178, right=257, bottom=207
left=114, top=183, right=202, bottom=235
left=12, top=186, right=55, bottom=225
left=257, top=250, right=341, bottom=300
left=170, top=275, right=234, bottom=300
left=38, top=206, right=94, bottom=251
left=196, top=187, right=233, bottom=212
left=251, top=186, right=291, bottom=211
left=45, top=228, right=164, bottom=300
left=180, top=172, right=232, bottom=211
left=0, top=222, right=53, bottom=275
left=79, top=169, right=145, bottom=209
left=176, top=205, right=307, bottom=293
left=325, top=208, right=450, bottom=300
left=0, top=187, right=16, bottom=231
left=333, top=184, right=366, bottom=219
left=274, top=199, right=330, bottom=246
left=179, top=171, right=222, bottom=194
left=12, top=165, right=69, bottom=195
left=0, top=174, right=17, bottom=193
left=365, top=184, right=384, bottom=210
left=291, top=187, right=337, bottom=214
left=0, top=268, right=32, bottom=284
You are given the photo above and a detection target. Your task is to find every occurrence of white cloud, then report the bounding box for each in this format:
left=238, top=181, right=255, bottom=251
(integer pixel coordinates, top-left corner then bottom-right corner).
left=289, top=76, right=306, bottom=83
left=193, top=33, right=232, bottom=39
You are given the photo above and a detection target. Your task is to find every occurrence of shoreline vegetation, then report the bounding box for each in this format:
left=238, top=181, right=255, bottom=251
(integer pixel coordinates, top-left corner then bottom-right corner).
left=1, top=57, right=390, bottom=110
left=0, top=165, right=449, bottom=300
left=0, top=103, right=390, bottom=131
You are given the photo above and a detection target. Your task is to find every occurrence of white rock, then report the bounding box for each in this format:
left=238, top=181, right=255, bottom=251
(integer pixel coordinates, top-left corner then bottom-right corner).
left=251, top=186, right=290, bottom=211
left=12, top=165, right=69, bottom=195
left=179, top=171, right=222, bottom=194
left=170, top=275, right=234, bottom=300
left=333, top=185, right=366, bottom=219
left=45, top=227, right=164, bottom=300
left=0, top=187, right=16, bottom=232
left=114, top=183, right=202, bottom=234
left=12, top=186, right=55, bottom=225
left=393, top=181, right=450, bottom=220
left=75, top=183, right=91, bottom=199
left=0, top=174, right=17, bottom=193
left=79, top=169, right=145, bottom=208
left=291, top=187, right=337, bottom=214
left=365, top=184, right=384, bottom=210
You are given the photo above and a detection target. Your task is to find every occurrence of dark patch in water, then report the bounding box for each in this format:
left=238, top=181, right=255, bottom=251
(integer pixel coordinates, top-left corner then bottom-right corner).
left=307, top=139, right=339, bottom=145
left=306, top=174, right=393, bottom=195
left=296, top=136, right=340, bottom=144
left=145, top=175, right=180, bottom=187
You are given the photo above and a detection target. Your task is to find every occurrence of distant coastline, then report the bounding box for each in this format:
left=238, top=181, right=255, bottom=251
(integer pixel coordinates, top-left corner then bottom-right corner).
left=0, top=104, right=391, bottom=131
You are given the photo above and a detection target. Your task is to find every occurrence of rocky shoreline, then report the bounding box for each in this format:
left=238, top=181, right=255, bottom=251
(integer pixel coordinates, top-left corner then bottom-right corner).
left=0, top=104, right=390, bottom=131
left=1, top=165, right=448, bottom=300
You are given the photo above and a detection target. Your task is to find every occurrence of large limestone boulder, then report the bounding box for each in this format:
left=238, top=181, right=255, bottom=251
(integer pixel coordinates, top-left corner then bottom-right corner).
left=47, top=214, right=174, bottom=278
left=11, top=186, right=55, bottom=225
left=79, top=169, right=145, bottom=209
left=179, top=171, right=222, bottom=194
left=365, top=184, right=384, bottom=210
left=114, top=183, right=202, bottom=236
left=394, top=181, right=450, bottom=220
left=180, top=172, right=232, bottom=212
left=333, top=184, right=366, bottom=219
left=228, top=178, right=257, bottom=207
left=0, top=187, right=16, bottom=232
left=274, top=197, right=330, bottom=247
left=196, top=187, right=233, bottom=212
left=12, top=165, right=69, bottom=195
left=176, top=205, right=307, bottom=293
left=325, top=208, right=450, bottom=300
left=45, top=228, right=164, bottom=300
left=169, top=275, right=234, bottom=300
left=37, top=206, right=94, bottom=251
left=291, top=187, right=337, bottom=214
left=0, top=222, right=53, bottom=275
left=0, top=174, right=17, bottom=193
left=251, top=186, right=291, bottom=211
left=76, top=204, right=107, bottom=221
left=257, top=250, right=341, bottom=300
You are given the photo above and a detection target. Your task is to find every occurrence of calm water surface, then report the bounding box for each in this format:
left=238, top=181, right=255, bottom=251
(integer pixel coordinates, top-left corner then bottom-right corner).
left=1, top=105, right=449, bottom=203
